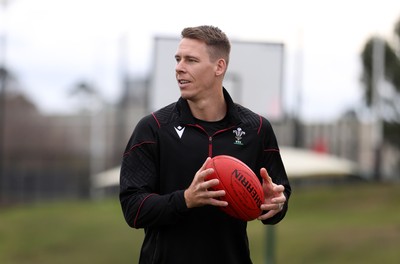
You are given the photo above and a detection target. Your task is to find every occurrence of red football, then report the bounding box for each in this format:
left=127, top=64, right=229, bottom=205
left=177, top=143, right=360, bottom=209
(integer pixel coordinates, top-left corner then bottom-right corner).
left=205, top=155, right=264, bottom=221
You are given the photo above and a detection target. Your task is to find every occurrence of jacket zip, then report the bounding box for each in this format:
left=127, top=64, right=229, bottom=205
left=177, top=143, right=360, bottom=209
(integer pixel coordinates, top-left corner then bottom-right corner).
left=189, top=124, right=236, bottom=158
left=208, top=136, right=212, bottom=157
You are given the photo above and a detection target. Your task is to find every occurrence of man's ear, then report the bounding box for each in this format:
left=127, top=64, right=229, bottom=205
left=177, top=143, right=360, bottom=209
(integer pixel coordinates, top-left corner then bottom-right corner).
left=215, top=58, right=227, bottom=76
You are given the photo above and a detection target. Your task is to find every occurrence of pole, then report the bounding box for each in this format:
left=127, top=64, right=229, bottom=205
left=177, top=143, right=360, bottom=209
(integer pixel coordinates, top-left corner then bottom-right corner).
left=371, top=37, right=385, bottom=181
left=293, top=28, right=304, bottom=148
left=115, top=33, right=129, bottom=163
left=0, top=0, right=8, bottom=205
left=265, top=225, right=276, bottom=264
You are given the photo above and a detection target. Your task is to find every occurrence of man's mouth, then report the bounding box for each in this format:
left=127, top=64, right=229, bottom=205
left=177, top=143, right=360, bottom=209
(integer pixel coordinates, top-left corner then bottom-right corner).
left=178, top=79, right=190, bottom=84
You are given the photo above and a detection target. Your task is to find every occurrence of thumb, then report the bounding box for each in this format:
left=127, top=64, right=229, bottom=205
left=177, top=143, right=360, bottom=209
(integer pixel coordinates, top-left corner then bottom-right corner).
left=260, top=168, right=275, bottom=196
left=260, top=168, right=272, bottom=185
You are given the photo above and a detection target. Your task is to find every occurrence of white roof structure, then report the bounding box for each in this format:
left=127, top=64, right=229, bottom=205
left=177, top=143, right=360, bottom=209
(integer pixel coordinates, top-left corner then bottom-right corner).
left=93, top=166, right=121, bottom=189
left=280, top=147, right=358, bottom=178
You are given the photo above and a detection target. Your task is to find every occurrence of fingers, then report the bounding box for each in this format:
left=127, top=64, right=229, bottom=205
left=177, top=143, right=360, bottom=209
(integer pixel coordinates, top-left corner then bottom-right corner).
left=206, top=191, right=228, bottom=207
left=202, top=178, right=220, bottom=190
left=258, top=209, right=278, bottom=221
left=258, top=200, right=285, bottom=221
left=185, top=157, right=228, bottom=208
left=260, top=199, right=285, bottom=211
left=200, top=177, right=227, bottom=206
left=258, top=167, right=286, bottom=220
left=196, top=157, right=215, bottom=181
left=273, top=184, right=285, bottom=193
left=260, top=167, right=285, bottom=194
left=199, top=157, right=211, bottom=172
left=191, top=185, right=227, bottom=208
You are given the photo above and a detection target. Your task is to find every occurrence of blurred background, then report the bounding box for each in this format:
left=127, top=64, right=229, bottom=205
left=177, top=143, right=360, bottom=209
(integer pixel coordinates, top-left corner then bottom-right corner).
left=0, top=0, right=400, bottom=263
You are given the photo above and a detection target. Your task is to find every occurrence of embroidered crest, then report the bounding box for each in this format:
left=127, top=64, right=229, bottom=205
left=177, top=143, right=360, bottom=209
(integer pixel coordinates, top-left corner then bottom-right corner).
left=233, top=127, right=245, bottom=145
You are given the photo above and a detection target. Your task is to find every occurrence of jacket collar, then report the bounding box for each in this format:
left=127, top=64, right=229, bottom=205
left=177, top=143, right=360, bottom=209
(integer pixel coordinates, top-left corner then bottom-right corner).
left=176, top=87, right=241, bottom=125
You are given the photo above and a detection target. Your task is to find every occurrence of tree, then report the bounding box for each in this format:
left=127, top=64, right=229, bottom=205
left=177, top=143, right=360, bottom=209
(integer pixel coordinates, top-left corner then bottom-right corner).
left=360, top=18, right=400, bottom=148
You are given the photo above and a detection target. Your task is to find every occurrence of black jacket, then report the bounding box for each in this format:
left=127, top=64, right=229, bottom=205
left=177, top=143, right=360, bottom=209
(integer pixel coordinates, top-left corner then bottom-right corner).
left=120, top=89, right=291, bottom=264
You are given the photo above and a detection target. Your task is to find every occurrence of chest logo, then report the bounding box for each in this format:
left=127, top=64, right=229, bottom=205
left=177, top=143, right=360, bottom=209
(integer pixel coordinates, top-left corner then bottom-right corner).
left=233, top=127, right=245, bottom=145
left=174, top=126, right=185, bottom=139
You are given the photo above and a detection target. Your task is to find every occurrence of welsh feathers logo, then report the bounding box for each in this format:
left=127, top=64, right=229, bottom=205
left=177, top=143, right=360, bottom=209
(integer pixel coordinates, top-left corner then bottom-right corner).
left=233, top=127, right=245, bottom=145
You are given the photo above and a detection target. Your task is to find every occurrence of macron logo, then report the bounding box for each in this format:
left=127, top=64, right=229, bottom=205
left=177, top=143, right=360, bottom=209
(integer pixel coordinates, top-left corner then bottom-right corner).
left=174, top=126, right=185, bottom=139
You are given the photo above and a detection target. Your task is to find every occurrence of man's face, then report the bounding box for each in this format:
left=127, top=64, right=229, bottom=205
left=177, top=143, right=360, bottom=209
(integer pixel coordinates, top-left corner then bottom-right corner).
left=174, top=38, right=219, bottom=102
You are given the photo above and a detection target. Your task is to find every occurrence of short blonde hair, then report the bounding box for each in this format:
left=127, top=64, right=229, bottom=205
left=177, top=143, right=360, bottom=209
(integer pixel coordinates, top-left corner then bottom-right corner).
left=181, top=25, right=231, bottom=66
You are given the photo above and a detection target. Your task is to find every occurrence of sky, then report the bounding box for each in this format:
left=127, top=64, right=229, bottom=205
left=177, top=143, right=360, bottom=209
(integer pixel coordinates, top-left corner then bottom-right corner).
left=1, top=0, right=400, bottom=121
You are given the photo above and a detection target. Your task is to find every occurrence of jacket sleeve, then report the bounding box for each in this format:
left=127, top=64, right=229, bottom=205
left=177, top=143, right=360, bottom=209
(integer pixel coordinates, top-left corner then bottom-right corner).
left=259, top=117, right=291, bottom=225
left=119, top=115, right=189, bottom=229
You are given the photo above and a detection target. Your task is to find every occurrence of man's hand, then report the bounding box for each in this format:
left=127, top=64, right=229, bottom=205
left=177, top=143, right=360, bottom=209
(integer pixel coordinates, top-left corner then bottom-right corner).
left=184, top=157, right=228, bottom=208
left=258, top=168, right=286, bottom=220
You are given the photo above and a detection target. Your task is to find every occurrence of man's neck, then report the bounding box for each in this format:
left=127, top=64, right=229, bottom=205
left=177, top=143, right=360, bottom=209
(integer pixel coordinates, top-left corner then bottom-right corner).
left=187, top=90, right=227, bottom=122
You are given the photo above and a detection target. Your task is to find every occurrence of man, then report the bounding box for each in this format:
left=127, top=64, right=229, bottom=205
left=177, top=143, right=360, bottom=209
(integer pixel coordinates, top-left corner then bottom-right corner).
left=120, top=25, right=291, bottom=264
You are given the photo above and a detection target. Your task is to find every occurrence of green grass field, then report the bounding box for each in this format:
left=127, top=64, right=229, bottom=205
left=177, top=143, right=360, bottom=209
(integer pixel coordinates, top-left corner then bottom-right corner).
left=0, top=182, right=399, bottom=264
